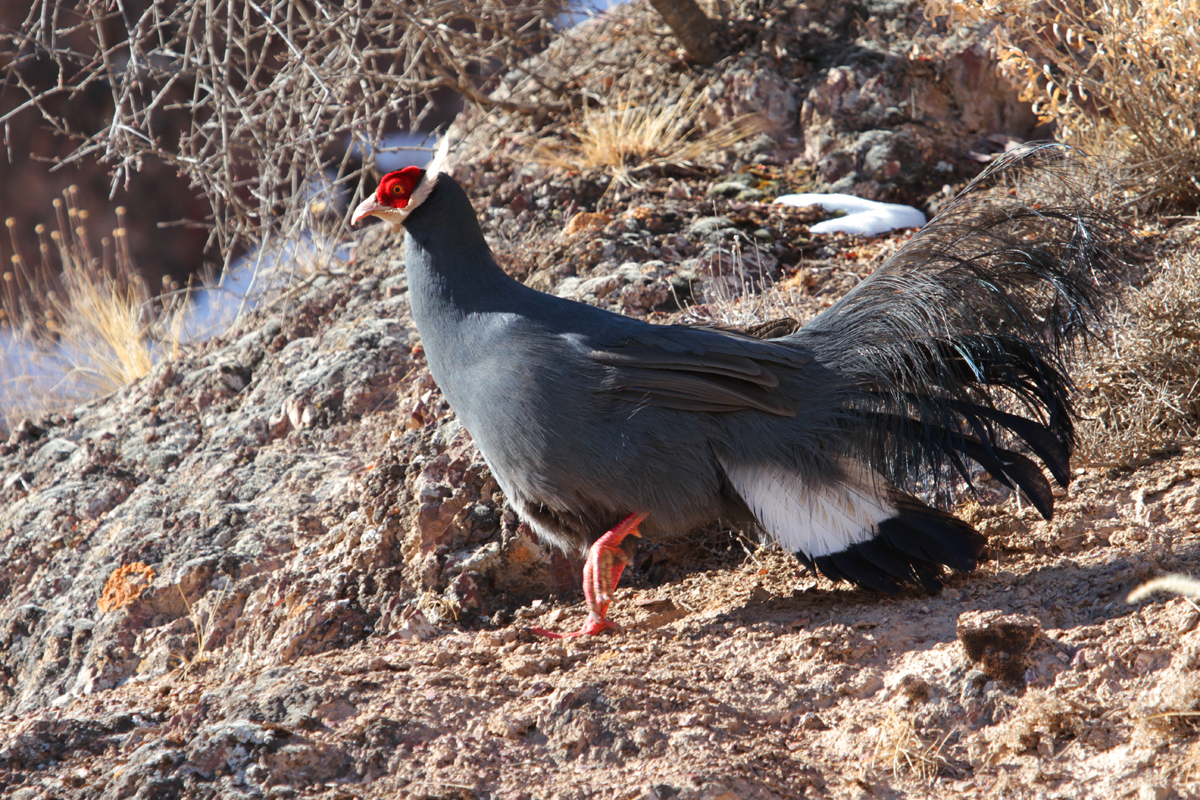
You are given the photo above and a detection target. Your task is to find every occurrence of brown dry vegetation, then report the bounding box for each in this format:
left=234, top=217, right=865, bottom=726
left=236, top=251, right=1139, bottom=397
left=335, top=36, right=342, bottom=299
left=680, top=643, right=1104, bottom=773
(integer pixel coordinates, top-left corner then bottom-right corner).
left=1076, top=243, right=1200, bottom=466
left=927, top=0, right=1200, bottom=208
left=532, top=86, right=770, bottom=188
left=0, top=187, right=190, bottom=429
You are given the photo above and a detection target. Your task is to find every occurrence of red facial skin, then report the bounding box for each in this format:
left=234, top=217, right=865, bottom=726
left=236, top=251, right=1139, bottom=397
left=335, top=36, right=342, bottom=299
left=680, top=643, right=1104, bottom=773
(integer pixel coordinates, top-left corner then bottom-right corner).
left=375, top=167, right=423, bottom=209
left=352, top=167, right=426, bottom=226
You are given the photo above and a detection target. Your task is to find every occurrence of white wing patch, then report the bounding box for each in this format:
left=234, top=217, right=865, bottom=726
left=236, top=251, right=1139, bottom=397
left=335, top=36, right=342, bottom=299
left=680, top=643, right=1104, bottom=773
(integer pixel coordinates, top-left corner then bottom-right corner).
left=720, top=459, right=895, bottom=557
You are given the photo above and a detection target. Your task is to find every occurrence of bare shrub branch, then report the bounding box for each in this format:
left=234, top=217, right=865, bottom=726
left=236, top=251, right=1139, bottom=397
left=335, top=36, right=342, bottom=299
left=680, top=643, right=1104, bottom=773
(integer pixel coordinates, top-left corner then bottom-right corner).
left=1, top=0, right=570, bottom=277
left=926, top=0, right=1200, bottom=208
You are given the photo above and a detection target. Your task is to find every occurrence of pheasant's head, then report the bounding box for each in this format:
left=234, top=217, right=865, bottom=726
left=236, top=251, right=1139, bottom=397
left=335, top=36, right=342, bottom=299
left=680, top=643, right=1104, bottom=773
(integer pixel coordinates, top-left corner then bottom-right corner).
left=352, top=167, right=433, bottom=229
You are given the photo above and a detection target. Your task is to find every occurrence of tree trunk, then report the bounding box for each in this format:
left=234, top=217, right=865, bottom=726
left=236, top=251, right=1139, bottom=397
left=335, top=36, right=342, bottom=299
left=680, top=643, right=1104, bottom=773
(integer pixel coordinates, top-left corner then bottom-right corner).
left=647, top=0, right=720, bottom=65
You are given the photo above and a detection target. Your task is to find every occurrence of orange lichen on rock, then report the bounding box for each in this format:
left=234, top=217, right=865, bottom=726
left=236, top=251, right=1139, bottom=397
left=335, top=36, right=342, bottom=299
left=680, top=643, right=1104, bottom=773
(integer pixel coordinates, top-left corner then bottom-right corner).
left=563, top=211, right=611, bottom=237
left=98, top=563, right=155, bottom=612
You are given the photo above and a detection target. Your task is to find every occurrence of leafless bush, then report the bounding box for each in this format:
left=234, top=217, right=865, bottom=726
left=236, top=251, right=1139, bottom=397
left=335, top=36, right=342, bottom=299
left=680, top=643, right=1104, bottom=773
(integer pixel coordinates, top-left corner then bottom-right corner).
left=1, top=0, right=574, bottom=281
left=927, top=0, right=1200, bottom=208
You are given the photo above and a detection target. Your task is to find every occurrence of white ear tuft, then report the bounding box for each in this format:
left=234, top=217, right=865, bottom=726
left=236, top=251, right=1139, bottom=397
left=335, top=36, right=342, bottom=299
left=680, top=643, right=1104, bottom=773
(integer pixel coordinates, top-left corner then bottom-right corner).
left=405, top=136, right=451, bottom=217
left=425, top=135, right=451, bottom=180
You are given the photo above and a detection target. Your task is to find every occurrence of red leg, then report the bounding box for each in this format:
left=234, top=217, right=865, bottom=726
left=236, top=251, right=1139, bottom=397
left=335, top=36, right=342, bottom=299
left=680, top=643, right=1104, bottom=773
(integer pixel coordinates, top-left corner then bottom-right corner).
left=531, top=512, right=647, bottom=638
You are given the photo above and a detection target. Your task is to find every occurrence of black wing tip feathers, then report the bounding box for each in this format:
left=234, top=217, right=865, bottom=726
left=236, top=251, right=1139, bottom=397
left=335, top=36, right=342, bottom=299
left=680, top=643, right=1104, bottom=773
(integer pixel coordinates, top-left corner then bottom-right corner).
left=804, top=501, right=986, bottom=594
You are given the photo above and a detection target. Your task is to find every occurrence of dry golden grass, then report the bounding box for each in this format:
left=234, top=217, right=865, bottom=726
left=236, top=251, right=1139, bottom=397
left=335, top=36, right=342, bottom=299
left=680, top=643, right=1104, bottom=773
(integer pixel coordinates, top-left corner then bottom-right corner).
left=57, top=237, right=154, bottom=389
left=984, top=689, right=1085, bottom=759
left=1, top=187, right=188, bottom=428
left=927, top=0, right=1200, bottom=208
left=176, top=581, right=231, bottom=679
left=871, top=709, right=952, bottom=781
left=534, top=86, right=767, bottom=187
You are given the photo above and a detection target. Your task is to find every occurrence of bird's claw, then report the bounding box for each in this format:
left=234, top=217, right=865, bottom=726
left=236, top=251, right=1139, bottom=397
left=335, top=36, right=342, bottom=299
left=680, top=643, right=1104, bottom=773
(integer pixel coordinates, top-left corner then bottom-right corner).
left=583, top=543, right=627, bottom=615
left=530, top=511, right=647, bottom=639
left=530, top=612, right=620, bottom=639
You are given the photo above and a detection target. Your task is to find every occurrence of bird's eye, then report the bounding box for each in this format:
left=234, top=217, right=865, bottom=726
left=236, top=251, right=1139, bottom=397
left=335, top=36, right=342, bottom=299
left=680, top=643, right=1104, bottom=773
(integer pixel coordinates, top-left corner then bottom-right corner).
left=391, top=185, right=403, bottom=195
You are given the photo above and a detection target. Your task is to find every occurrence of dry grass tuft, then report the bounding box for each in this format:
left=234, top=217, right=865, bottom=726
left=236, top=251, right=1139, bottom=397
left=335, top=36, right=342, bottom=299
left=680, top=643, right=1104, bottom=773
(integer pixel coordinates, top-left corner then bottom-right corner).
left=176, top=580, right=231, bottom=679
left=416, top=589, right=463, bottom=627
left=1136, top=673, right=1200, bottom=751
left=871, top=709, right=952, bottom=781
left=1, top=187, right=189, bottom=428
left=1076, top=248, right=1200, bottom=465
left=57, top=240, right=155, bottom=390
left=927, top=0, right=1200, bottom=208
left=534, top=87, right=768, bottom=187
left=688, top=275, right=816, bottom=331
left=985, top=689, right=1084, bottom=759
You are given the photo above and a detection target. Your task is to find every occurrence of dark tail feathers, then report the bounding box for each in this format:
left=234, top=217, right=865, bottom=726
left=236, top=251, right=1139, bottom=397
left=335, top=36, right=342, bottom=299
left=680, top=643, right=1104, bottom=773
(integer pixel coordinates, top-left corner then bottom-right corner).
left=788, top=145, right=1131, bottom=519
left=763, top=146, right=1134, bottom=592
left=797, top=491, right=986, bottom=593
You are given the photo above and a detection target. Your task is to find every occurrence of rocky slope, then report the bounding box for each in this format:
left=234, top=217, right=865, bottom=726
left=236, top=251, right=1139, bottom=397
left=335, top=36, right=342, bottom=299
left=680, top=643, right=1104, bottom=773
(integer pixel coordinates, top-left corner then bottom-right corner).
left=2, top=0, right=1199, bottom=798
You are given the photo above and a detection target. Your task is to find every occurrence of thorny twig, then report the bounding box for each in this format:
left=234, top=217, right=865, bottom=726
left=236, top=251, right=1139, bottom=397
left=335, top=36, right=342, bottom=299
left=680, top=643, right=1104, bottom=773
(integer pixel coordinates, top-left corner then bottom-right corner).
left=2, top=0, right=571, bottom=289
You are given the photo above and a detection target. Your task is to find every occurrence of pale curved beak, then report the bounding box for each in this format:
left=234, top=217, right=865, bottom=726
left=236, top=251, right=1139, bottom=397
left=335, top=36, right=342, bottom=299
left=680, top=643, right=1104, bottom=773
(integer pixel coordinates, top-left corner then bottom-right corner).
left=351, top=196, right=385, bottom=227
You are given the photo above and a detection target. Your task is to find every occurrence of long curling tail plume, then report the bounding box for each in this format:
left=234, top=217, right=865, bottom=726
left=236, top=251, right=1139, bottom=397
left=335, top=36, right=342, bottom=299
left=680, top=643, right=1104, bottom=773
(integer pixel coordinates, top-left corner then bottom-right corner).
left=791, top=144, right=1133, bottom=518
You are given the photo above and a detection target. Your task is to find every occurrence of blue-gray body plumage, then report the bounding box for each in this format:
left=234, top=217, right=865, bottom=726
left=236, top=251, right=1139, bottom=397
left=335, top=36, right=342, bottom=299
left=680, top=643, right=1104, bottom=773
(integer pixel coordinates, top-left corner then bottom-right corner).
left=395, top=148, right=1127, bottom=592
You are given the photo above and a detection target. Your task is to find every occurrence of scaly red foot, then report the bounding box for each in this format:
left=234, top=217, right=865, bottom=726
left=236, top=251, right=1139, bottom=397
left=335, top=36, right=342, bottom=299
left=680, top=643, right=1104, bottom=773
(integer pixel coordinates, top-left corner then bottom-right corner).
left=531, top=512, right=647, bottom=638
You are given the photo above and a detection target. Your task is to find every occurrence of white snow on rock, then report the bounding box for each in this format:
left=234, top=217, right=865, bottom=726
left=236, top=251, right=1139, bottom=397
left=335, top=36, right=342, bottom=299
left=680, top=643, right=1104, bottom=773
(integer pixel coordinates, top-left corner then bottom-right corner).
left=774, top=193, right=926, bottom=236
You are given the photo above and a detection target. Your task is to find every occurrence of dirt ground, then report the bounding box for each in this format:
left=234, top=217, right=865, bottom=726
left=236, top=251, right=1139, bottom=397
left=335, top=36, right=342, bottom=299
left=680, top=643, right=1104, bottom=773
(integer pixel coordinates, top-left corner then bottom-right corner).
left=6, top=452, right=1199, bottom=799
left=3, top=177, right=1197, bottom=799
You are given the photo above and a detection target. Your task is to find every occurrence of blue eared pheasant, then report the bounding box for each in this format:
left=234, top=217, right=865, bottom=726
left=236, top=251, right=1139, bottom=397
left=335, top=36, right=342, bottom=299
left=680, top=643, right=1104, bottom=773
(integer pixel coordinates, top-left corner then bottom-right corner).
left=352, top=145, right=1125, bottom=637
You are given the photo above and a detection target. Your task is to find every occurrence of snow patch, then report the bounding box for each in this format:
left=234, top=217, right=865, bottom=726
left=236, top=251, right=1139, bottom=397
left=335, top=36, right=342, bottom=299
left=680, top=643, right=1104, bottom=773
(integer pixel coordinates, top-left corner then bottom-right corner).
left=774, top=193, right=926, bottom=236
